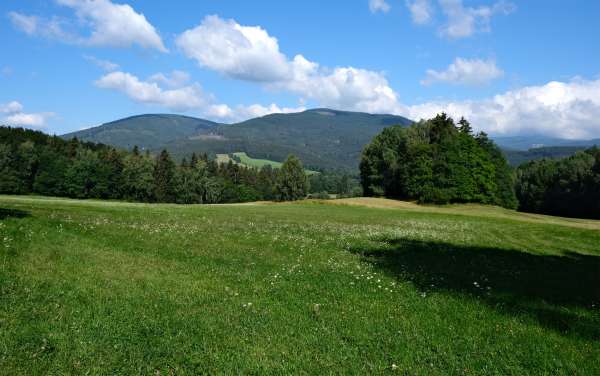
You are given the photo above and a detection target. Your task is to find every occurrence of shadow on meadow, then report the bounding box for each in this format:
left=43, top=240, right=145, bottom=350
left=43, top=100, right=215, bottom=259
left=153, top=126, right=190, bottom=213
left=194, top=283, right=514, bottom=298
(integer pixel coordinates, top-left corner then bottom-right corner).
left=0, top=208, right=30, bottom=220
left=349, top=238, right=600, bottom=340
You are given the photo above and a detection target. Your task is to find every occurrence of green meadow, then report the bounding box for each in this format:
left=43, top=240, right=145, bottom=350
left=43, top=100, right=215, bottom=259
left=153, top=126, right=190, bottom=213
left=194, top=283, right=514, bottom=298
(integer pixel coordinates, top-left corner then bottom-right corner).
left=0, top=195, right=598, bottom=374
left=217, top=152, right=318, bottom=174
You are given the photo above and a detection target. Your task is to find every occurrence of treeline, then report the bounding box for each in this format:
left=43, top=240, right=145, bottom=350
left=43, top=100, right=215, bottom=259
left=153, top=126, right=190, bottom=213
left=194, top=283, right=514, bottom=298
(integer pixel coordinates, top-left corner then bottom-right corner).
left=360, top=114, right=517, bottom=208
left=515, top=148, right=600, bottom=219
left=0, top=126, right=311, bottom=203
left=308, top=171, right=362, bottom=198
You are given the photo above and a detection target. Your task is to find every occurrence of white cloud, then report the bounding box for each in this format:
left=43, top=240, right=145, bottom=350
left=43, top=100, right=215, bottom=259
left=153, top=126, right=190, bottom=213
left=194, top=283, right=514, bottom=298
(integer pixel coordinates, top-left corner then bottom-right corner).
left=9, top=11, right=75, bottom=42
left=0, top=101, right=24, bottom=114
left=205, top=103, right=305, bottom=122
left=279, top=58, right=401, bottom=114
left=83, top=55, right=119, bottom=71
left=1, top=101, right=54, bottom=128
left=4, top=113, right=52, bottom=128
left=232, top=104, right=306, bottom=120
left=148, top=70, right=191, bottom=88
left=176, top=15, right=290, bottom=82
left=439, top=0, right=515, bottom=39
left=177, top=16, right=401, bottom=115
left=95, top=71, right=207, bottom=112
left=421, top=58, right=503, bottom=86
left=9, top=0, right=166, bottom=51
left=94, top=70, right=305, bottom=122
left=8, top=12, right=38, bottom=35
left=406, top=0, right=433, bottom=24
left=369, top=0, right=391, bottom=14
left=402, top=78, right=600, bottom=139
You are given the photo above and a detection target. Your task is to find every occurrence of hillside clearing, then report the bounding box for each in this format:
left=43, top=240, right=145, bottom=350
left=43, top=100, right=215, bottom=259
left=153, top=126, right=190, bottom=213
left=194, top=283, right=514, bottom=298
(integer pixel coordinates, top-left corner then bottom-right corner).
left=1, top=195, right=598, bottom=374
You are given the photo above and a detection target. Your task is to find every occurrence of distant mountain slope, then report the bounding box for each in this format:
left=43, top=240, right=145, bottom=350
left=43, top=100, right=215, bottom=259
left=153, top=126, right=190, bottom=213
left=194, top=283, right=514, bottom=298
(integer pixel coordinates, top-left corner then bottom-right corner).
left=164, top=109, right=412, bottom=170
left=493, top=136, right=600, bottom=151
left=503, top=146, right=594, bottom=166
left=62, top=114, right=219, bottom=150
left=62, top=110, right=598, bottom=170
left=63, top=109, right=412, bottom=171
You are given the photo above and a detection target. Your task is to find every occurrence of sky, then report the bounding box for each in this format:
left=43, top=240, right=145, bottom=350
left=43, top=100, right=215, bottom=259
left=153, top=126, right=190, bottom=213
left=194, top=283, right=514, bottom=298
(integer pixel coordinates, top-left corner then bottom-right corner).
left=1, top=0, right=600, bottom=139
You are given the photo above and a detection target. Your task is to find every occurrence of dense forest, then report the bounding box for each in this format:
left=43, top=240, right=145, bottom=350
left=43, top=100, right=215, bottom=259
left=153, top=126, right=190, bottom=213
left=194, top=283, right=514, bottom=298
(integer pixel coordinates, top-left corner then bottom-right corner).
left=0, top=126, right=316, bottom=204
left=360, top=114, right=518, bottom=208
left=515, top=148, right=600, bottom=219
left=2, top=123, right=598, bottom=218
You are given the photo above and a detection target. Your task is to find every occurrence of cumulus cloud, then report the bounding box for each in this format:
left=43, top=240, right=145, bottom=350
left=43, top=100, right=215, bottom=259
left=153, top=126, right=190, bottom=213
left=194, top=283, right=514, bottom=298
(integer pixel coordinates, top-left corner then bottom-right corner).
left=176, top=15, right=290, bottom=82
left=148, top=70, right=191, bottom=88
left=9, top=0, right=166, bottom=51
left=439, top=0, right=515, bottom=39
left=224, top=104, right=306, bottom=121
left=402, top=78, right=600, bottom=139
left=95, top=71, right=207, bottom=112
left=9, top=11, right=75, bottom=42
left=421, top=58, right=503, bottom=86
left=94, top=70, right=305, bottom=122
left=1, top=101, right=54, bottom=128
left=0, top=101, right=24, bottom=114
left=177, top=15, right=400, bottom=115
left=369, top=0, right=391, bottom=14
left=83, top=54, right=119, bottom=71
left=406, top=0, right=433, bottom=24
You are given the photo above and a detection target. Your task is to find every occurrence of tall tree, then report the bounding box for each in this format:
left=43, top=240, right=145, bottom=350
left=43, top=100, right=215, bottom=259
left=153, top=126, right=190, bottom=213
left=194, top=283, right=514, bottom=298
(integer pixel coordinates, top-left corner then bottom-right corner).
left=276, top=155, right=309, bottom=201
left=153, top=149, right=176, bottom=202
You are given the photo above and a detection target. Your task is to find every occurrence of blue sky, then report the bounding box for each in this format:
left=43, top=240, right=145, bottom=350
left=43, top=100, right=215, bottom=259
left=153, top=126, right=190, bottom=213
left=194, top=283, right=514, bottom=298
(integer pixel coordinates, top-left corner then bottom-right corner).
left=1, top=0, right=600, bottom=139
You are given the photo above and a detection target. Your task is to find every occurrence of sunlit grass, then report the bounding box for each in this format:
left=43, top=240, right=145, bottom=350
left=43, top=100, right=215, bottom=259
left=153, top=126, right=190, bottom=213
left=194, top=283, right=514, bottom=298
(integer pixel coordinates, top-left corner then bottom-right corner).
left=1, top=195, right=598, bottom=374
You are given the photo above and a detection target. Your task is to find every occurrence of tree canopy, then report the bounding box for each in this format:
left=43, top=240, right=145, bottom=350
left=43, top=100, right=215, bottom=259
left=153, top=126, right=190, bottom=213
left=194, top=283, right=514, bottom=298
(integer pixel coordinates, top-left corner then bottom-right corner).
left=515, top=147, right=600, bottom=218
left=0, top=126, right=322, bottom=204
left=360, top=114, right=517, bottom=208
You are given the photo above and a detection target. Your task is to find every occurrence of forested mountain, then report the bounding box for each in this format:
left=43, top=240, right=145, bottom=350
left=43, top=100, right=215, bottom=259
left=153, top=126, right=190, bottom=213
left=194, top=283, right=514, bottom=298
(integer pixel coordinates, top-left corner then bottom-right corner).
left=493, top=136, right=600, bottom=151
left=62, top=114, right=219, bottom=150
left=62, top=109, right=412, bottom=171
left=62, top=110, right=598, bottom=171
left=503, top=146, right=591, bottom=166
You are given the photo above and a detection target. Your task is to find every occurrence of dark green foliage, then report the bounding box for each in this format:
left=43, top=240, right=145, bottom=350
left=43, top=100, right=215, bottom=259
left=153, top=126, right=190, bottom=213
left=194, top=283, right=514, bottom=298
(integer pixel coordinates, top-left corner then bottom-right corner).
left=309, top=171, right=360, bottom=196
left=360, top=114, right=517, bottom=208
left=515, top=147, right=600, bottom=218
left=121, top=152, right=155, bottom=202
left=0, top=126, right=313, bottom=204
left=153, top=150, right=177, bottom=202
left=62, top=109, right=412, bottom=171
left=276, top=155, right=309, bottom=201
left=503, top=146, right=593, bottom=166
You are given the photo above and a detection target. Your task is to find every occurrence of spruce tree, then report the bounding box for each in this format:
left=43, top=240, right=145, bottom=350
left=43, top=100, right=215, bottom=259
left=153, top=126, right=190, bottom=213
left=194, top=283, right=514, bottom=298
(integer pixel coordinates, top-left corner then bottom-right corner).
left=153, top=149, right=176, bottom=202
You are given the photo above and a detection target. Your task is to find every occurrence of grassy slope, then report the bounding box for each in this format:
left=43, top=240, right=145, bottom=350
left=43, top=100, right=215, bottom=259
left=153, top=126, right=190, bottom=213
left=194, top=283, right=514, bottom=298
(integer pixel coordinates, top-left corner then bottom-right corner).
left=233, top=152, right=318, bottom=174
left=233, top=152, right=284, bottom=169
left=0, top=196, right=598, bottom=374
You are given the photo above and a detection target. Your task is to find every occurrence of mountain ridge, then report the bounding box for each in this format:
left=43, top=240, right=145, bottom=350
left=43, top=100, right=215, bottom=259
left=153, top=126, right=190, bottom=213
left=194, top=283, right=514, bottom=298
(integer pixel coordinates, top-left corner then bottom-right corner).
left=61, top=109, right=599, bottom=170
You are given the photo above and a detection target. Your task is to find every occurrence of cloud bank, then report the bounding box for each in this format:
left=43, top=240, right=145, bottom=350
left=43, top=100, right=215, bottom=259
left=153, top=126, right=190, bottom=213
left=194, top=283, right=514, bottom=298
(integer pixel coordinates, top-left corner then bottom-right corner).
left=1, top=101, right=54, bottom=128
left=9, top=0, right=166, bottom=51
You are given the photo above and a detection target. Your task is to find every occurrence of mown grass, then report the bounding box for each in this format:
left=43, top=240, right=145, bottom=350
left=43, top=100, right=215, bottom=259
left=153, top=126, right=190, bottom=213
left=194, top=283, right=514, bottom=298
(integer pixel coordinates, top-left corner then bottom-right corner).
left=217, top=152, right=318, bottom=174
left=0, top=195, right=598, bottom=375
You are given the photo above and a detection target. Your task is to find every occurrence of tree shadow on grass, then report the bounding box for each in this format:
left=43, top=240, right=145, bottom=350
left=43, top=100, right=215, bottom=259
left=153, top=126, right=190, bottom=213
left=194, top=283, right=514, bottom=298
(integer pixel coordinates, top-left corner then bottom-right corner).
left=349, top=238, right=600, bottom=340
left=0, top=208, right=30, bottom=220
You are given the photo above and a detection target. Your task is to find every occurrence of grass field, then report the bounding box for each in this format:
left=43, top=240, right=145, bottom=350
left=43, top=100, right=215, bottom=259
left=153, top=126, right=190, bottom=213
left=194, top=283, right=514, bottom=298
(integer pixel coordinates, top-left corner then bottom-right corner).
left=1, top=195, right=599, bottom=374
left=233, top=152, right=284, bottom=170
left=217, top=152, right=318, bottom=174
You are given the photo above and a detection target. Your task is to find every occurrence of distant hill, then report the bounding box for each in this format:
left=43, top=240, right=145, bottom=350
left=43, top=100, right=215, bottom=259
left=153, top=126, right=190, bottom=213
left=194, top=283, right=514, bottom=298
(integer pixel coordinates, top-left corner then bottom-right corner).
left=493, top=135, right=600, bottom=151
left=62, top=114, right=219, bottom=150
left=63, top=109, right=412, bottom=171
left=503, top=146, right=593, bottom=166
left=61, top=110, right=598, bottom=170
